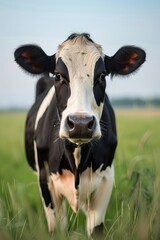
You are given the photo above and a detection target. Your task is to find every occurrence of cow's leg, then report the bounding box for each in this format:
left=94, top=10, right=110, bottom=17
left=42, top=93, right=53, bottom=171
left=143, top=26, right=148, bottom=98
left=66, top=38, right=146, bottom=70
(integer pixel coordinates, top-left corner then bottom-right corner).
left=86, top=165, right=114, bottom=237
left=33, top=141, right=56, bottom=231
left=39, top=165, right=68, bottom=231
left=48, top=175, right=68, bottom=230
left=39, top=167, right=56, bottom=232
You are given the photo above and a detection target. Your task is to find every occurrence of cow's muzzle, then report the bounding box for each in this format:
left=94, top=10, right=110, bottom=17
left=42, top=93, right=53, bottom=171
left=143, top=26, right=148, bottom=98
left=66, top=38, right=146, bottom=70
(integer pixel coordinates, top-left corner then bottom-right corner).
left=66, top=114, right=96, bottom=140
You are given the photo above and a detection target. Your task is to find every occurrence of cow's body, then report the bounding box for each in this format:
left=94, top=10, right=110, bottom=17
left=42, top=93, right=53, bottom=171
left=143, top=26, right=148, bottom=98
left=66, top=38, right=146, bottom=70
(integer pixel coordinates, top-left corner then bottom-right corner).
left=26, top=79, right=117, bottom=234
left=14, top=33, right=146, bottom=236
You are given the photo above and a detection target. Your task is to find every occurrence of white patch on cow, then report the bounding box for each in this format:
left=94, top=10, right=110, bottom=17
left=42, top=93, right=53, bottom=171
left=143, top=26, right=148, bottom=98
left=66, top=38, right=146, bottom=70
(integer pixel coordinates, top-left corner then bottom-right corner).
left=49, top=170, right=79, bottom=213
left=56, top=36, right=104, bottom=141
left=34, top=86, right=55, bottom=130
left=73, top=146, right=81, bottom=168
left=33, top=140, right=39, bottom=173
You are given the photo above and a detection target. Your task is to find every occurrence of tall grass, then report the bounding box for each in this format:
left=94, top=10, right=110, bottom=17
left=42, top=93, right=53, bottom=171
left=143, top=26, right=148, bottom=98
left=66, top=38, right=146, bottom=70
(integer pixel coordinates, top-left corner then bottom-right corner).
left=0, top=110, right=160, bottom=239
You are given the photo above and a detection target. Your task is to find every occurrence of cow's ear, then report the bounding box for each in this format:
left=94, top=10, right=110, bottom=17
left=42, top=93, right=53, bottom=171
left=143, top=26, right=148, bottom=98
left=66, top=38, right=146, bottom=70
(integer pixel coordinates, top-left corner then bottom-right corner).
left=105, top=46, right=146, bottom=77
left=14, top=45, right=55, bottom=74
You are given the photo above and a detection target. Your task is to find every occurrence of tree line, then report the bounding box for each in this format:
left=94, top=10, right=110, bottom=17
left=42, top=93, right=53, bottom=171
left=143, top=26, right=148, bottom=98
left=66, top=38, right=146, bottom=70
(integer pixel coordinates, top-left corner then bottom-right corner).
left=111, top=98, right=160, bottom=108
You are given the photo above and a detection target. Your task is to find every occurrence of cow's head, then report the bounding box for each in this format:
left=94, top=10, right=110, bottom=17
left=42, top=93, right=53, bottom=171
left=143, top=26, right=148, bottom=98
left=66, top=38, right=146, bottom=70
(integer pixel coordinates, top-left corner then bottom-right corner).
left=14, top=33, right=146, bottom=145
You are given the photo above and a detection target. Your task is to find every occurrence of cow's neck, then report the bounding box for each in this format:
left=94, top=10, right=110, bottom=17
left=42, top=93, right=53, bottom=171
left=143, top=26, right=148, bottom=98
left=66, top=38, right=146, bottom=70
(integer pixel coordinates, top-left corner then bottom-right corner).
left=64, top=141, right=92, bottom=189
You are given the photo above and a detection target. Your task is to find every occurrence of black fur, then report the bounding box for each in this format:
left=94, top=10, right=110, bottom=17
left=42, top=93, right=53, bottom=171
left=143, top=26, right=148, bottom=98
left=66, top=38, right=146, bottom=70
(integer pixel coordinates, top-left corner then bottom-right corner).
left=105, top=46, right=146, bottom=77
left=14, top=45, right=55, bottom=74
left=93, top=58, right=106, bottom=106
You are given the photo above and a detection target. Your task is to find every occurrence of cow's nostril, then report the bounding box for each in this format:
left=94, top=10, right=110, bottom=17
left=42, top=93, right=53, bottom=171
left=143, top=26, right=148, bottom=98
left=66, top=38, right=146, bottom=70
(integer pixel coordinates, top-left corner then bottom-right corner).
left=67, top=116, right=75, bottom=130
left=88, top=116, right=95, bottom=131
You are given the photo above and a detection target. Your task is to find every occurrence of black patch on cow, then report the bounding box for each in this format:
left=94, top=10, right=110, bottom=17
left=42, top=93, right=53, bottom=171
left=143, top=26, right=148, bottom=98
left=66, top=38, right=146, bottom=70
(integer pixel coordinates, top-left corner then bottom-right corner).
left=72, top=144, right=92, bottom=189
left=37, top=148, right=54, bottom=209
left=39, top=166, right=54, bottom=208
left=91, top=95, right=117, bottom=171
left=78, top=145, right=92, bottom=173
left=54, top=58, right=71, bottom=118
left=93, top=58, right=106, bottom=106
left=55, top=58, right=69, bottom=81
left=63, top=141, right=80, bottom=189
left=54, top=80, right=70, bottom=118
left=49, top=139, right=65, bottom=174
left=35, top=76, right=54, bottom=100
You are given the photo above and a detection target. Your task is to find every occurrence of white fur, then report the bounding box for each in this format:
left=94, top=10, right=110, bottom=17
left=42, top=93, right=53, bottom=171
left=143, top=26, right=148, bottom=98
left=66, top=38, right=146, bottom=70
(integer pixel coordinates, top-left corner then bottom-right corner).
left=49, top=170, right=79, bottom=213
left=44, top=206, right=56, bottom=232
left=35, top=86, right=55, bottom=130
left=73, top=146, right=81, bottom=168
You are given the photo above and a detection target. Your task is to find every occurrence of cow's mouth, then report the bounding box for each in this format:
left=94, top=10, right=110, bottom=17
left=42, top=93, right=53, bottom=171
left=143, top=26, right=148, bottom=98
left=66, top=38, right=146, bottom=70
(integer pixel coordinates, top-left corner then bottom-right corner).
left=68, top=138, right=93, bottom=145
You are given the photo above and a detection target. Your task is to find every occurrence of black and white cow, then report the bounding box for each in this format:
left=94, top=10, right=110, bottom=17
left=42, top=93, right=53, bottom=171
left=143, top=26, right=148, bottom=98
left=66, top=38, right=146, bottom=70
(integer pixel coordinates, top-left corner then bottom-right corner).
left=14, top=33, right=146, bottom=236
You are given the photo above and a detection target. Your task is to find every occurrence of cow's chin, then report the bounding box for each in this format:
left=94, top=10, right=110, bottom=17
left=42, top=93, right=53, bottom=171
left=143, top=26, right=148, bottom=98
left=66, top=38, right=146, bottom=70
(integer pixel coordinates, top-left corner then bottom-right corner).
left=68, top=138, right=93, bottom=145
left=67, top=133, right=101, bottom=145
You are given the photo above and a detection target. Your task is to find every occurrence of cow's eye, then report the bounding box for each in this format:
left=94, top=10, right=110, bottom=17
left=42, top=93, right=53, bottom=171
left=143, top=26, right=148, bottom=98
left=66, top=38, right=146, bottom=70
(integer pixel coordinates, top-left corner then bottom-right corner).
left=95, top=72, right=106, bottom=85
left=53, top=73, right=61, bottom=82
left=99, top=73, right=106, bottom=81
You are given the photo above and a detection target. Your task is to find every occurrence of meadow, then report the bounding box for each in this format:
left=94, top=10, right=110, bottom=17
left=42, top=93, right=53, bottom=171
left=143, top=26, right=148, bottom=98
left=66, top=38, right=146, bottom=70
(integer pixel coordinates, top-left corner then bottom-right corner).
left=0, top=109, right=160, bottom=240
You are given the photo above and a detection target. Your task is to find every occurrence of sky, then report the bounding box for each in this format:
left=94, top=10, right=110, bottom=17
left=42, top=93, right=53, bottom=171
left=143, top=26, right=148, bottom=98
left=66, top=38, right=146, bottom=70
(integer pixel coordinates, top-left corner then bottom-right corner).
left=0, top=0, right=160, bottom=108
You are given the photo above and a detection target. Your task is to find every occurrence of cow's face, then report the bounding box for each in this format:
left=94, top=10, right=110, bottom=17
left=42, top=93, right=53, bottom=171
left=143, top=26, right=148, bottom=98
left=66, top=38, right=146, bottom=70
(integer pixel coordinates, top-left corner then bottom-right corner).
left=14, top=33, right=146, bottom=145
left=54, top=36, right=106, bottom=144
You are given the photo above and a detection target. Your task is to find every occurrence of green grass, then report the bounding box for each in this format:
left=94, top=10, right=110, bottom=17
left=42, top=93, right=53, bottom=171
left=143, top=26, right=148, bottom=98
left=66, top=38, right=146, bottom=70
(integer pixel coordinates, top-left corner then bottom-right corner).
left=0, top=109, right=160, bottom=239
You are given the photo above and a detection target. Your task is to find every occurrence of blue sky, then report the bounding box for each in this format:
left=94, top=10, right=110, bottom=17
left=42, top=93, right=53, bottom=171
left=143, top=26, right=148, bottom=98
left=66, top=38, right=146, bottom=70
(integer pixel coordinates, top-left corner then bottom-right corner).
left=0, top=0, right=160, bottom=108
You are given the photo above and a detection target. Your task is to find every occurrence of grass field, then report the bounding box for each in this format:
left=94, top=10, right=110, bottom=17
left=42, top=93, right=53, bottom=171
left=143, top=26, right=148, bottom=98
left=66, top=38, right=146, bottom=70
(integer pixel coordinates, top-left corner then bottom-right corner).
left=0, top=109, right=160, bottom=240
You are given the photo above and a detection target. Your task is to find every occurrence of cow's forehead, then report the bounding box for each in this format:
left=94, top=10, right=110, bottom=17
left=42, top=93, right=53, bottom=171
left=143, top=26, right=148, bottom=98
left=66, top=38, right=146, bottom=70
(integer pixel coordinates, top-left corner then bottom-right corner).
left=56, top=36, right=104, bottom=77
left=57, top=36, right=103, bottom=58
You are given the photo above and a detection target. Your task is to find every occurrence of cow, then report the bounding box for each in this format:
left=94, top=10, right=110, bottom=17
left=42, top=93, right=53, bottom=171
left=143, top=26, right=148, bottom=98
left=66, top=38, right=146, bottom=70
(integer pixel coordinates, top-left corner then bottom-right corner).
left=14, top=33, right=146, bottom=237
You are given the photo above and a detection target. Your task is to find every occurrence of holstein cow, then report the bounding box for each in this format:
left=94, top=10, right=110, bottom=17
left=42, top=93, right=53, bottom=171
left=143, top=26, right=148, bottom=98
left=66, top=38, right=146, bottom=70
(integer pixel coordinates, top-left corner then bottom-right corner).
left=14, top=33, right=146, bottom=236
